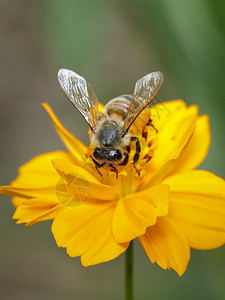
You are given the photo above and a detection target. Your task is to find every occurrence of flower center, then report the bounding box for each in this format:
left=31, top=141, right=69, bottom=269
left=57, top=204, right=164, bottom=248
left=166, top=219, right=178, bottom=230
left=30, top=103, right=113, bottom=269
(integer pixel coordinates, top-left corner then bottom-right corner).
left=86, top=108, right=158, bottom=189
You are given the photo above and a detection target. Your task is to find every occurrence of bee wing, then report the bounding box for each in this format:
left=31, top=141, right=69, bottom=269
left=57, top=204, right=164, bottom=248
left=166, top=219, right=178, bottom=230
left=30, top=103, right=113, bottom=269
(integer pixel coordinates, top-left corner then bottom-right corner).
left=124, top=71, right=163, bottom=131
left=58, top=69, right=99, bottom=130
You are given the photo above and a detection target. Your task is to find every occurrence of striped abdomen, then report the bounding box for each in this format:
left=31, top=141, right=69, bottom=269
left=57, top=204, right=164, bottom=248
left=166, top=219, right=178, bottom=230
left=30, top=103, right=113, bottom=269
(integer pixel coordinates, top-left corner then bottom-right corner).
left=104, top=95, right=132, bottom=120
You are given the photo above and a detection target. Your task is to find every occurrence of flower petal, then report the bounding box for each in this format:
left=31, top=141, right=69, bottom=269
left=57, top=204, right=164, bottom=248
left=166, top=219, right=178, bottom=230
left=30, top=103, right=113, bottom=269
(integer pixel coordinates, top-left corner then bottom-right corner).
left=164, top=170, right=225, bottom=249
left=11, top=197, right=24, bottom=207
left=170, top=115, right=211, bottom=174
left=52, top=201, right=129, bottom=266
left=153, top=105, right=198, bottom=168
left=141, top=104, right=199, bottom=187
left=13, top=197, right=64, bottom=226
left=42, top=103, right=87, bottom=163
left=150, top=100, right=187, bottom=131
left=10, top=150, right=74, bottom=188
left=52, top=159, right=119, bottom=203
left=139, top=217, right=190, bottom=276
left=113, top=184, right=170, bottom=243
left=0, top=185, right=54, bottom=199
left=130, top=100, right=188, bottom=143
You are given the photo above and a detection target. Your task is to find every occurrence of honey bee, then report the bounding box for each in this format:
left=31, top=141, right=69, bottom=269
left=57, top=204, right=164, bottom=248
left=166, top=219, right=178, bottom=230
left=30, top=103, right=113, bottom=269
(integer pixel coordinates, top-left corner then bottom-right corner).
left=58, top=69, right=163, bottom=177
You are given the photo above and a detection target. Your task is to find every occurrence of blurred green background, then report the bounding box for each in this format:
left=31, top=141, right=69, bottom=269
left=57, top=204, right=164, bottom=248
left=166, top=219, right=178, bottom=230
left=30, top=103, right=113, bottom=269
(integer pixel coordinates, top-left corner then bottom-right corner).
left=0, top=0, right=225, bottom=299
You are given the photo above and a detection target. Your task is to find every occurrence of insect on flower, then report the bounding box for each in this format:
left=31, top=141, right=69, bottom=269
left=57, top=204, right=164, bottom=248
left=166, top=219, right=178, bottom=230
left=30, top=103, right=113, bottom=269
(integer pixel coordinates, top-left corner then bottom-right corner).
left=58, top=69, right=163, bottom=177
left=1, top=67, right=225, bottom=277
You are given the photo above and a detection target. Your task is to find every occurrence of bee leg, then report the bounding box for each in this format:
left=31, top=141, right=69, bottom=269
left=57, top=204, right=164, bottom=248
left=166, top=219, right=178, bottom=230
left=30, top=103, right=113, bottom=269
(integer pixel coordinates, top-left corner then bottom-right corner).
left=146, top=118, right=158, bottom=133
left=131, top=137, right=141, bottom=173
left=109, top=164, right=119, bottom=179
left=133, top=153, right=140, bottom=173
left=92, top=157, right=105, bottom=176
left=131, top=137, right=141, bottom=156
left=119, top=152, right=129, bottom=166
left=131, top=137, right=141, bottom=153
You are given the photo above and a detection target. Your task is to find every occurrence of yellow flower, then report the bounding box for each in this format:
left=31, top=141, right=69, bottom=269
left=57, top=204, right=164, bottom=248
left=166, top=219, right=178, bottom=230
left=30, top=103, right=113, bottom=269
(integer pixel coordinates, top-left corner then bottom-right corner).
left=1, top=100, right=225, bottom=276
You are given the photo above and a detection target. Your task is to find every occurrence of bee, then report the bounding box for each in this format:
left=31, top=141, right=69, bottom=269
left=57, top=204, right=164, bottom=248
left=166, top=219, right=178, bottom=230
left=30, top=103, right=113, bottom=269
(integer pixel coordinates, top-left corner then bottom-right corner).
left=58, top=69, right=163, bottom=177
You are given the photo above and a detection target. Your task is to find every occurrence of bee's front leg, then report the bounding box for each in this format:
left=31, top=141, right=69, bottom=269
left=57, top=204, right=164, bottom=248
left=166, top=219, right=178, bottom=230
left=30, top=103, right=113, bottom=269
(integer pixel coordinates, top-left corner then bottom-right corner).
left=92, top=157, right=105, bottom=176
left=119, top=152, right=129, bottom=166
left=109, top=164, right=119, bottom=179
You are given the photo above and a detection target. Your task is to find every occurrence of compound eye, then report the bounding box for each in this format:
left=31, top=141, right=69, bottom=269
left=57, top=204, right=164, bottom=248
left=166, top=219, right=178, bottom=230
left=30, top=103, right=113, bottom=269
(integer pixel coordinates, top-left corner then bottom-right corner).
left=111, top=150, right=122, bottom=161
left=93, top=148, right=102, bottom=160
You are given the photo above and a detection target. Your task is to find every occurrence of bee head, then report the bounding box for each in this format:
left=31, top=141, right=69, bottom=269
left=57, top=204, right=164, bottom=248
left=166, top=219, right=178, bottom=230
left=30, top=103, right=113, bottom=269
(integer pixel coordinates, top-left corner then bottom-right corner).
left=93, top=148, right=122, bottom=162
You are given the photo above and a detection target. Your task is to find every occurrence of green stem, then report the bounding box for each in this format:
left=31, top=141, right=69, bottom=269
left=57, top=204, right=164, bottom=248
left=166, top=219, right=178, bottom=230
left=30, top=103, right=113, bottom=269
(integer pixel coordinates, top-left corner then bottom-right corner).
left=125, top=241, right=133, bottom=300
